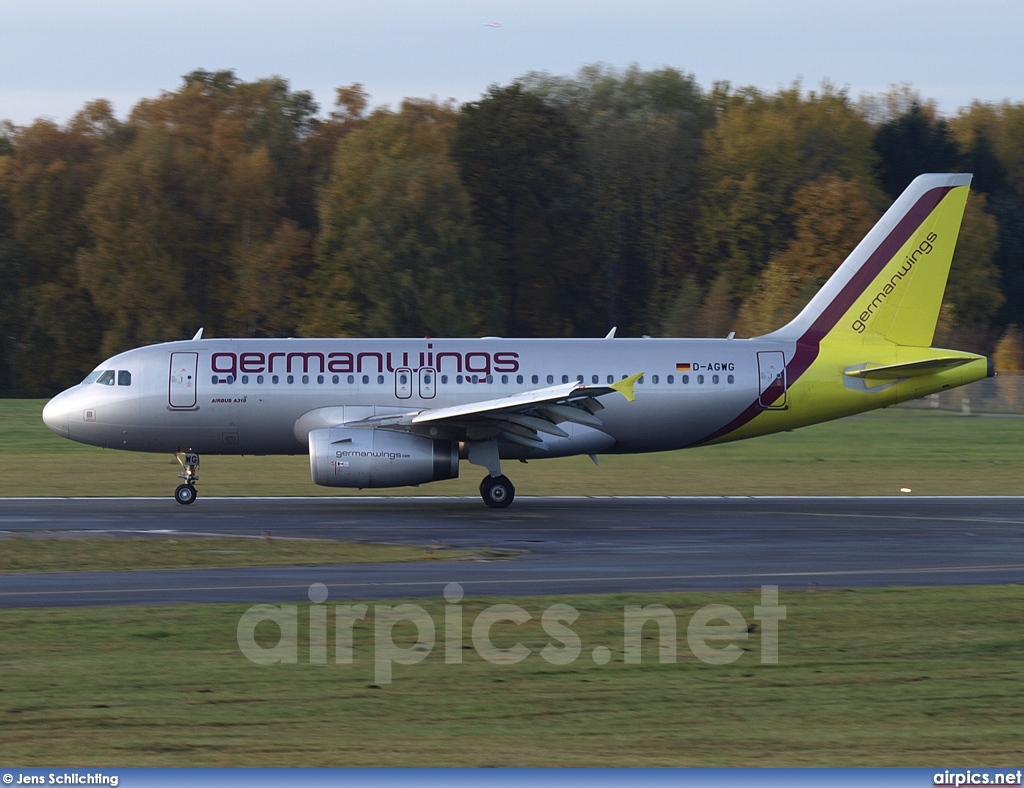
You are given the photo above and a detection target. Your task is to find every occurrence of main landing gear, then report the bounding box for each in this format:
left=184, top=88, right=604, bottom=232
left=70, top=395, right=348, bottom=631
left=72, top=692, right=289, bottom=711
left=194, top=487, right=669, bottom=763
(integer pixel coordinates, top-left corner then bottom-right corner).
left=480, top=474, right=515, bottom=509
left=174, top=451, right=200, bottom=505
left=468, top=439, right=516, bottom=508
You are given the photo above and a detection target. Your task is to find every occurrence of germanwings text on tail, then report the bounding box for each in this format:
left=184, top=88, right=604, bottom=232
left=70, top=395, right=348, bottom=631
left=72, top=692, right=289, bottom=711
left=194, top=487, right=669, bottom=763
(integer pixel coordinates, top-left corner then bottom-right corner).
left=42, top=174, right=992, bottom=507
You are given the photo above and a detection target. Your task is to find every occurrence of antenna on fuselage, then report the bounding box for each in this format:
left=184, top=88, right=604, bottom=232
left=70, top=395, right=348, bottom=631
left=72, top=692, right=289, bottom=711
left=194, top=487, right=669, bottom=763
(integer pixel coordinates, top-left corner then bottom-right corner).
left=604, top=327, right=617, bottom=339
left=192, top=328, right=204, bottom=341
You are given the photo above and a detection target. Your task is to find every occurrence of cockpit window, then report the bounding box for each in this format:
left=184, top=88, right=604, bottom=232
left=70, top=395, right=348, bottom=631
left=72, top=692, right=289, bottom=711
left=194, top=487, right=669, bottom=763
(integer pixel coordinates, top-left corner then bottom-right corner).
left=117, top=370, right=132, bottom=386
left=95, top=370, right=116, bottom=386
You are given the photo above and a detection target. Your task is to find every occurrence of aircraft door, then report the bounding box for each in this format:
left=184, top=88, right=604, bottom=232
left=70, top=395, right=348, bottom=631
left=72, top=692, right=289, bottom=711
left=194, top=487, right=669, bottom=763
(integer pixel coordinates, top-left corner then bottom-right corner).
left=169, top=352, right=199, bottom=408
left=395, top=368, right=412, bottom=399
left=418, top=367, right=436, bottom=399
left=757, top=351, right=787, bottom=409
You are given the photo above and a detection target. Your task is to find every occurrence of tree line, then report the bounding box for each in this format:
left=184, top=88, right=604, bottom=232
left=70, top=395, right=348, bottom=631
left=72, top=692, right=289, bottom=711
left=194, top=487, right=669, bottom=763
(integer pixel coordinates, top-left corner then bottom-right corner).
left=2, top=66, right=1024, bottom=396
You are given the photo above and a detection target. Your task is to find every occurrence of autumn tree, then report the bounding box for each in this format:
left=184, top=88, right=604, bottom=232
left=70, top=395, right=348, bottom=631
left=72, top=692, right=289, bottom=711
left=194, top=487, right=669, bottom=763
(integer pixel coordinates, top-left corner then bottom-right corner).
left=873, top=102, right=962, bottom=198
left=950, top=101, right=1024, bottom=330
left=735, top=176, right=879, bottom=336
left=452, top=83, right=593, bottom=336
left=306, top=100, right=498, bottom=338
left=694, top=84, right=881, bottom=314
left=0, top=103, right=119, bottom=394
left=77, top=70, right=320, bottom=355
left=941, top=194, right=1004, bottom=350
left=525, top=65, right=714, bottom=334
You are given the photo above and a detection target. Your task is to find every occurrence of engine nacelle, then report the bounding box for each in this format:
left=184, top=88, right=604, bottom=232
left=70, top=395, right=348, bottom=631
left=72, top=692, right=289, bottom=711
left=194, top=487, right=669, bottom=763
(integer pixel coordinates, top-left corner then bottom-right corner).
left=309, top=427, right=459, bottom=488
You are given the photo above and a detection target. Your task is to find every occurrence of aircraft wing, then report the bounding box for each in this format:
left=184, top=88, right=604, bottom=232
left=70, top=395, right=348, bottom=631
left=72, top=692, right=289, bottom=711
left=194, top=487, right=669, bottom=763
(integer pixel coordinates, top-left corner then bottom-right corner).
left=345, top=372, right=643, bottom=449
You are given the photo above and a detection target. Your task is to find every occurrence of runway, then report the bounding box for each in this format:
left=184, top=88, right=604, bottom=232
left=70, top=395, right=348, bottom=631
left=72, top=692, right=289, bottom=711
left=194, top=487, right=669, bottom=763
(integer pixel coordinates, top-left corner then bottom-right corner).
left=1, top=496, right=1023, bottom=607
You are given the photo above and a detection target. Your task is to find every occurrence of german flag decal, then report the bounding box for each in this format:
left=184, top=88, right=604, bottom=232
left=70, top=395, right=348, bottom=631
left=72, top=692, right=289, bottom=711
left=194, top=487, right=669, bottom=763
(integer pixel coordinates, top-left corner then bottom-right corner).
left=676, top=363, right=691, bottom=371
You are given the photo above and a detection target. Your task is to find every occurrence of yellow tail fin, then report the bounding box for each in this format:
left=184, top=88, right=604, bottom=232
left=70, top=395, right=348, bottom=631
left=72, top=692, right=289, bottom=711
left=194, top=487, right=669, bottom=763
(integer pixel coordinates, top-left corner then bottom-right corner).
left=766, top=173, right=972, bottom=348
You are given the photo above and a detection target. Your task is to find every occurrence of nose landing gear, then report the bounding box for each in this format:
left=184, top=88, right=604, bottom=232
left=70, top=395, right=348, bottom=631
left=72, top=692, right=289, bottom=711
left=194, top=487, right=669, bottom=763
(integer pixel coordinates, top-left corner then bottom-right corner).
left=174, top=451, right=200, bottom=505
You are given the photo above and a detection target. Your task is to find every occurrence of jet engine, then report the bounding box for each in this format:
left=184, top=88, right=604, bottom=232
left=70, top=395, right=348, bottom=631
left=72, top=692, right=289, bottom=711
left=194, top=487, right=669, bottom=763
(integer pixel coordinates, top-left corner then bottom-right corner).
left=308, top=427, right=459, bottom=488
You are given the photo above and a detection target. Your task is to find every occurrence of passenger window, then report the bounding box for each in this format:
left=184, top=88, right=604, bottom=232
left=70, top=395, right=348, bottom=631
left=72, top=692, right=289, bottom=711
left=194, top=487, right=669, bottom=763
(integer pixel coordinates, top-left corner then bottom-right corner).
left=441, top=375, right=448, bottom=384
left=361, top=375, right=369, bottom=384
left=652, top=375, right=659, bottom=384
left=697, top=375, right=704, bottom=384
left=287, top=375, right=294, bottom=384
left=456, top=375, right=464, bottom=384
left=532, top=375, right=539, bottom=384
left=562, top=375, right=569, bottom=384
left=96, top=370, right=115, bottom=386
left=592, top=375, right=599, bottom=384
left=377, top=375, right=384, bottom=384
left=257, top=375, right=264, bottom=384
left=667, top=375, right=674, bottom=384
left=117, top=370, right=132, bottom=386
left=272, top=375, right=279, bottom=384
left=516, top=375, right=523, bottom=384
left=547, top=375, right=554, bottom=384
left=728, top=374, right=735, bottom=384
left=332, top=375, right=339, bottom=384
left=348, top=375, right=355, bottom=384
left=317, top=375, right=324, bottom=384
left=607, top=375, right=614, bottom=384
left=241, top=375, right=249, bottom=384
left=302, top=375, right=309, bottom=384
left=712, top=374, right=719, bottom=384
left=501, top=375, right=508, bottom=384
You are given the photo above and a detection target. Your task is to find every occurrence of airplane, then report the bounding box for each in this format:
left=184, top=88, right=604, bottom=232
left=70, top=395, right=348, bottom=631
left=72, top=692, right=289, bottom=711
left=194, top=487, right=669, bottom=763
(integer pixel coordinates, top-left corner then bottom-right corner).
left=42, top=173, right=991, bottom=508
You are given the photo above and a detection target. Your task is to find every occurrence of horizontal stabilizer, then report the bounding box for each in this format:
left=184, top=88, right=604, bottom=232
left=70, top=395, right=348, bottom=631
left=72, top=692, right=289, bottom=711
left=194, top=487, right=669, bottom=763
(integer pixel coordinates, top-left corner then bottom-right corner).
left=844, top=356, right=975, bottom=380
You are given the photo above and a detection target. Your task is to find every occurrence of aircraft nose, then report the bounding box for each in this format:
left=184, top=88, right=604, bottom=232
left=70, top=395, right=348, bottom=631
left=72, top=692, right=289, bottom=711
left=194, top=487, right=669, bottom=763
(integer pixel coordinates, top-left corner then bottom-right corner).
left=42, top=391, right=71, bottom=438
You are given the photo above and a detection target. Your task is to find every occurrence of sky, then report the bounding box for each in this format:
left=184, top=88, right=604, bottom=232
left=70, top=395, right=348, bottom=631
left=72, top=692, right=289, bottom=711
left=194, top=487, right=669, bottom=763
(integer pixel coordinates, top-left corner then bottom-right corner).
left=1, top=0, right=1022, bottom=126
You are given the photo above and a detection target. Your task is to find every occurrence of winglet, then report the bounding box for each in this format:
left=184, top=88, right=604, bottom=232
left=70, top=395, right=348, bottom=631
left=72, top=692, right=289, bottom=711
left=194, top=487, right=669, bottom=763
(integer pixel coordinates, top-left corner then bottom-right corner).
left=609, top=372, right=643, bottom=402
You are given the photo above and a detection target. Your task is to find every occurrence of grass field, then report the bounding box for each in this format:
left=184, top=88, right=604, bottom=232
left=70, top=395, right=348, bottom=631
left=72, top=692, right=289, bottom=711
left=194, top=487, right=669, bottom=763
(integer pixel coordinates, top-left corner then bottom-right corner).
left=4, top=398, right=1024, bottom=497
left=1, top=586, right=1022, bottom=766
left=4, top=399, right=1023, bottom=766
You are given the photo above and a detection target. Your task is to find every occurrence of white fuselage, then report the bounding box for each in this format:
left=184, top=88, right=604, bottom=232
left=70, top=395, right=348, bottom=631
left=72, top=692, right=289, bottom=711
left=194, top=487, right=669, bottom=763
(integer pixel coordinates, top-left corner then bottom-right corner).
left=42, top=336, right=788, bottom=458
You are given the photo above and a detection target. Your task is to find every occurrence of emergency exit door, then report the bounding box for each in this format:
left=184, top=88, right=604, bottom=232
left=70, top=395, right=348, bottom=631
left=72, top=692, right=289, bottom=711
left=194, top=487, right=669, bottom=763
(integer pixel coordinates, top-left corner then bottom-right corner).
left=395, top=368, right=412, bottom=399
left=418, top=367, right=436, bottom=399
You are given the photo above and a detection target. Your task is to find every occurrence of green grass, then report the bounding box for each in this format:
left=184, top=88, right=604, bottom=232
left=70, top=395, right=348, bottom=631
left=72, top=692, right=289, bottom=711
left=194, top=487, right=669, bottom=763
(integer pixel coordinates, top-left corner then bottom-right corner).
left=4, top=398, right=1024, bottom=497
left=0, top=586, right=1022, bottom=766
left=0, top=536, right=466, bottom=573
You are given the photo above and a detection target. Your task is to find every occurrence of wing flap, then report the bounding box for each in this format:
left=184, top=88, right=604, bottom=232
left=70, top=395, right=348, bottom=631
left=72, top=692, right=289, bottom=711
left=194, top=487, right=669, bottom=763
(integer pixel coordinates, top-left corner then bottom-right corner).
left=409, top=372, right=643, bottom=425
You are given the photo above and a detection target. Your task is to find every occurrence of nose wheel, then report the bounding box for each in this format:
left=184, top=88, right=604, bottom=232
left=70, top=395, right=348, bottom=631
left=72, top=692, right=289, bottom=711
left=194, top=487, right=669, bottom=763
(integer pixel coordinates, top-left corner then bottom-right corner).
left=174, top=483, right=197, bottom=505
left=480, top=474, right=515, bottom=508
left=174, top=451, right=200, bottom=505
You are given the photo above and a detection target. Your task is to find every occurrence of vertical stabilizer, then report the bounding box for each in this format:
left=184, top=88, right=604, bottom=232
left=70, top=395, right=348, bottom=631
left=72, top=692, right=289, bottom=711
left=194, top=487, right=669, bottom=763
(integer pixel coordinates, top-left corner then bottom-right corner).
left=765, top=173, right=972, bottom=347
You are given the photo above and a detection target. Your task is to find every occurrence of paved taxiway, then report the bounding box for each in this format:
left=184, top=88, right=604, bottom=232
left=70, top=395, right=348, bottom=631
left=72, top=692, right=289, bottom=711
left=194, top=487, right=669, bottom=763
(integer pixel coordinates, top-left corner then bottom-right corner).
left=1, top=496, right=1023, bottom=607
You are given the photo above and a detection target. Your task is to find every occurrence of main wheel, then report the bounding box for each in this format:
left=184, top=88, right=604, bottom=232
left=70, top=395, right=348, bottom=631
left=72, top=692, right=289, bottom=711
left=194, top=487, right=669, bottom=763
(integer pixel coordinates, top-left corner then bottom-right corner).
left=480, top=474, right=515, bottom=509
left=174, top=483, right=197, bottom=505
